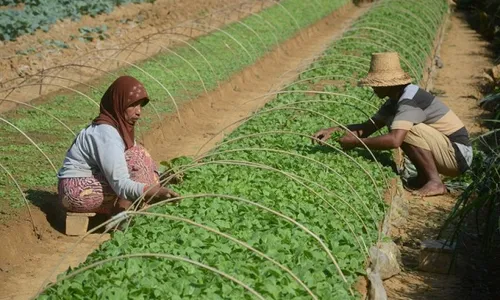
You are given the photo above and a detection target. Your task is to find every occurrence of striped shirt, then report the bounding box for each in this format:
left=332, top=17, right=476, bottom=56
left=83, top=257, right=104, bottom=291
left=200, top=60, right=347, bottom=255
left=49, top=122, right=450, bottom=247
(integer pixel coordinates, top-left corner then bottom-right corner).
left=372, top=84, right=472, bottom=173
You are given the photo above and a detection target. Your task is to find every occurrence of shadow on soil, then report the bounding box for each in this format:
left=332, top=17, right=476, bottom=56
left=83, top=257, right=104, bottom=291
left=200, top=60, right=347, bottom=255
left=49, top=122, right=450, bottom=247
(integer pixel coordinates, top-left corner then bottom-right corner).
left=26, top=189, right=64, bottom=233
left=25, top=189, right=107, bottom=234
left=458, top=7, right=500, bottom=57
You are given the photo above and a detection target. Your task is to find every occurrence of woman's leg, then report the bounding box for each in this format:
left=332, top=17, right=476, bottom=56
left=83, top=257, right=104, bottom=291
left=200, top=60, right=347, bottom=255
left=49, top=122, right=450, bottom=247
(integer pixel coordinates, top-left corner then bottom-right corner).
left=60, top=145, right=159, bottom=216
left=59, top=145, right=158, bottom=215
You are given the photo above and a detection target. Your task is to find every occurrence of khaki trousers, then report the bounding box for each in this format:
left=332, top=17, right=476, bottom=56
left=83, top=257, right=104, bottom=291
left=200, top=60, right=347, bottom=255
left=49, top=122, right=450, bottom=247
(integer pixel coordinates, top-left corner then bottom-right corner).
left=403, top=123, right=459, bottom=177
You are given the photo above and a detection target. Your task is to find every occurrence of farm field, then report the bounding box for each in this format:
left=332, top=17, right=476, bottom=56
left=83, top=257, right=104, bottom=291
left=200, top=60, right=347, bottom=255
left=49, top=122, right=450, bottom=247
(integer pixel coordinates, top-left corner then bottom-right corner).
left=2, top=0, right=362, bottom=298
left=0, top=0, right=276, bottom=110
left=2, top=0, right=499, bottom=299
left=25, top=0, right=447, bottom=298
left=0, top=0, right=349, bottom=211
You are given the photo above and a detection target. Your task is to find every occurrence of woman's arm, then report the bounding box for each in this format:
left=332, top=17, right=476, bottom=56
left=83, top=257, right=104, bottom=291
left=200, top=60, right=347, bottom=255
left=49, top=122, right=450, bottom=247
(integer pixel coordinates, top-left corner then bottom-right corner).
left=143, top=184, right=179, bottom=202
left=90, top=125, right=149, bottom=200
left=114, top=185, right=179, bottom=214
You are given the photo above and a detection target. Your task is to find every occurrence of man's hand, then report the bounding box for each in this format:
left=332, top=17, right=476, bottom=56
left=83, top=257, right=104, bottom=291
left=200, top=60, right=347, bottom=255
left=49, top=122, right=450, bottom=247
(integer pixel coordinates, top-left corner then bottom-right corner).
left=311, top=127, right=344, bottom=145
left=339, top=134, right=359, bottom=151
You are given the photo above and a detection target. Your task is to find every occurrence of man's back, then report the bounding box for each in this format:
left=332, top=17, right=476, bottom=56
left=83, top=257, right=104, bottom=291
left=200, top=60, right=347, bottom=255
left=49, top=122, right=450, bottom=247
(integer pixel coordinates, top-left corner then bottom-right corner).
left=373, top=84, right=470, bottom=147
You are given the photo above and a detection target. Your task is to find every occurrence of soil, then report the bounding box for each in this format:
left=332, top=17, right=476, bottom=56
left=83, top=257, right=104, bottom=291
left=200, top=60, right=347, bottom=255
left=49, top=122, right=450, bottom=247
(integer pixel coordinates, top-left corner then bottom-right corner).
left=0, top=0, right=275, bottom=112
left=0, top=208, right=109, bottom=300
left=383, top=6, right=495, bottom=300
left=0, top=2, right=371, bottom=299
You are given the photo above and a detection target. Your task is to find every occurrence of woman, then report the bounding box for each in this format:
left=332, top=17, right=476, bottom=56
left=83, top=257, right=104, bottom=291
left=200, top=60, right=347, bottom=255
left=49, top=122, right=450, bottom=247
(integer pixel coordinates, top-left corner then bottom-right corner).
left=57, top=76, right=178, bottom=217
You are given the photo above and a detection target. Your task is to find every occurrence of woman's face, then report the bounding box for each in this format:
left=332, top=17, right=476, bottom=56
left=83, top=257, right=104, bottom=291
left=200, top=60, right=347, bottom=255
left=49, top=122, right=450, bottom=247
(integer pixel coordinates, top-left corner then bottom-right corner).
left=124, top=99, right=146, bottom=125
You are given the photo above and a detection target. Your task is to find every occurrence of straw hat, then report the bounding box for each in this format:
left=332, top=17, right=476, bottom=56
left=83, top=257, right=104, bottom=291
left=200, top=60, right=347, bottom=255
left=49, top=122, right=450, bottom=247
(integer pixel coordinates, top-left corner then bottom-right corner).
left=359, top=52, right=412, bottom=87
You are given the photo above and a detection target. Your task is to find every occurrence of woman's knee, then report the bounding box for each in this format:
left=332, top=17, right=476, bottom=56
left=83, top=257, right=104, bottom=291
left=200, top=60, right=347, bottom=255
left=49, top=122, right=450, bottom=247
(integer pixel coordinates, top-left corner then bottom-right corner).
left=125, top=145, right=159, bottom=184
left=125, top=145, right=154, bottom=163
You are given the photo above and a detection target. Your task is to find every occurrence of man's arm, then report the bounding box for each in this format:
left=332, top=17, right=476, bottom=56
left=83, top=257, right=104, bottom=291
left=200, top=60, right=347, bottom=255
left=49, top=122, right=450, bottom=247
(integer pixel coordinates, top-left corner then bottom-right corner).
left=341, top=97, right=427, bottom=151
left=312, top=118, right=385, bottom=144
left=346, top=118, right=386, bottom=138
left=340, top=129, right=408, bottom=150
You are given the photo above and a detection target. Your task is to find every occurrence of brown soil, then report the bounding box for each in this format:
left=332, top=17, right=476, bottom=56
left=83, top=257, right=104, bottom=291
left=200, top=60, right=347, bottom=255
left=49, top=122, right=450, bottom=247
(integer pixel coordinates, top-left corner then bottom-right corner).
left=384, top=8, right=493, bottom=300
left=0, top=208, right=110, bottom=300
left=0, top=0, right=275, bottom=112
left=0, top=2, right=370, bottom=299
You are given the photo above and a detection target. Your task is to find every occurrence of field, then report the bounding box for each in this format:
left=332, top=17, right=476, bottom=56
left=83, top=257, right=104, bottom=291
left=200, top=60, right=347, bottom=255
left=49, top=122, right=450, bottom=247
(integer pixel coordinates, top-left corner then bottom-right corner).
left=0, top=0, right=449, bottom=298
left=0, top=0, right=349, bottom=210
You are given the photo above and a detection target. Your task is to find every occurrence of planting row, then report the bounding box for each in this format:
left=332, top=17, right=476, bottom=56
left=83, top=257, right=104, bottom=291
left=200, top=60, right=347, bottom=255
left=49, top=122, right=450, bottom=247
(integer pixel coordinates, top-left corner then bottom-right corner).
left=39, top=0, right=448, bottom=299
left=0, top=0, right=349, bottom=210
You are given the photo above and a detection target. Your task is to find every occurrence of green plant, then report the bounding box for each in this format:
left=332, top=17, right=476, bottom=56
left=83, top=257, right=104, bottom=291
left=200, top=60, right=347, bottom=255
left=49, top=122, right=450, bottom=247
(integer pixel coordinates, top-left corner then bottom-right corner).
left=43, top=39, right=69, bottom=49
left=159, top=156, right=194, bottom=184
left=479, top=92, right=500, bottom=121
left=15, top=47, right=37, bottom=55
left=440, top=128, right=500, bottom=253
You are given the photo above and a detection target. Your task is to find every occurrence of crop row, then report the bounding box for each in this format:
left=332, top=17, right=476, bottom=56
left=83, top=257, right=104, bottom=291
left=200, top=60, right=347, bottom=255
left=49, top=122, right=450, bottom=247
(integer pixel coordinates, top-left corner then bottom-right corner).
left=38, top=0, right=448, bottom=299
left=0, top=0, right=348, bottom=210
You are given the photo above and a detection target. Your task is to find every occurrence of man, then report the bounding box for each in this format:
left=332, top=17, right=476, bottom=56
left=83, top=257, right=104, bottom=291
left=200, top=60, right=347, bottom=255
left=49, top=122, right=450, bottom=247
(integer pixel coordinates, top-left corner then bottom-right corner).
left=312, top=52, right=473, bottom=196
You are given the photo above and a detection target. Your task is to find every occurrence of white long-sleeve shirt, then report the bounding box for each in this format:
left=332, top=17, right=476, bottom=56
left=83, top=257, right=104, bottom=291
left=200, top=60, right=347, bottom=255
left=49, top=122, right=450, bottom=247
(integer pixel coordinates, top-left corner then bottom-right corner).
left=58, top=124, right=145, bottom=200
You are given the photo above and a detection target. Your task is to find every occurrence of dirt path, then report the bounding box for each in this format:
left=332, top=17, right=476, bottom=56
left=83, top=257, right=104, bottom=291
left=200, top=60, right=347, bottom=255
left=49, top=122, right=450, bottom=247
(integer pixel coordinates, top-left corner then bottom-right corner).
left=0, top=3, right=370, bottom=299
left=384, top=8, right=492, bottom=300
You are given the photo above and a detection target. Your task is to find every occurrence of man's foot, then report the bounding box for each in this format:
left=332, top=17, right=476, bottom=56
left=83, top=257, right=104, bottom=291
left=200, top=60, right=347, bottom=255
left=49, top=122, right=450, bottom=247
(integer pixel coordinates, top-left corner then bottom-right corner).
left=412, top=180, right=448, bottom=197
left=403, top=176, right=426, bottom=191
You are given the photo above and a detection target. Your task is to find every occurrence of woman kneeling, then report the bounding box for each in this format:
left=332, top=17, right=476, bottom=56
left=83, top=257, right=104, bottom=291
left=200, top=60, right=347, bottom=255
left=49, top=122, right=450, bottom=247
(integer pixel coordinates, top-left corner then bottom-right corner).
left=57, top=76, right=178, bottom=217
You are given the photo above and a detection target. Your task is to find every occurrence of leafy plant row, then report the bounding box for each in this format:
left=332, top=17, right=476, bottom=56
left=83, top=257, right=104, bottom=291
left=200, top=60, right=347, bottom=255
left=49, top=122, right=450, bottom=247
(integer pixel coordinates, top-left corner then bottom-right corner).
left=0, top=0, right=155, bottom=41
left=38, top=0, right=448, bottom=299
left=0, top=0, right=348, bottom=210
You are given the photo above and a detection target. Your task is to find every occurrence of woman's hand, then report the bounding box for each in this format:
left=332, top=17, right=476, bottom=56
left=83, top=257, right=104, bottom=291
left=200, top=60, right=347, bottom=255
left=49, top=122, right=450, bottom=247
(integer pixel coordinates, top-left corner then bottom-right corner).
left=162, top=187, right=180, bottom=199
left=158, top=187, right=181, bottom=205
left=144, top=185, right=181, bottom=204
left=311, top=127, right=343, bottom=145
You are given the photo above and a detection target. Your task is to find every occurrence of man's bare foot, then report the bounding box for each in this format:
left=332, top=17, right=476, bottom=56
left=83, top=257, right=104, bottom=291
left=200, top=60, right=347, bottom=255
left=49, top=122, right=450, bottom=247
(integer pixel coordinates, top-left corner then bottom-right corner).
left=412, top=180, right=448, bottom=197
